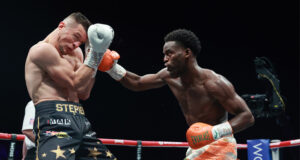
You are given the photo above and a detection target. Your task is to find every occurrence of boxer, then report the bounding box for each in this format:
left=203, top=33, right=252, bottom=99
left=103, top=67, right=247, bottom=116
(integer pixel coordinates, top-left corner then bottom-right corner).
left=25, top=12, right=117, bottom=160
left=99, top=29, right=255, bottom=159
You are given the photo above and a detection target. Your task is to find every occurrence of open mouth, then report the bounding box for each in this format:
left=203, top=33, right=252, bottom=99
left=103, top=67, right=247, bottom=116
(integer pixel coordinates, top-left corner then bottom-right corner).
left=65, top=46, right=73, bottom=53
left=167, top=67, right=173, bottom=72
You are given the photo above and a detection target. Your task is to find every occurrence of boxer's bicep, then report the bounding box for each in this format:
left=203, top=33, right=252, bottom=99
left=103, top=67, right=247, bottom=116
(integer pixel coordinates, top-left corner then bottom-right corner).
left=139, top=73, right=166, bottom=89
left=30, top=44, right=75, bottom=88
left=138, top=68, right=168, bottom=89
left=222, top=93, right=249, bottom=116
left=206, top=78, right=254, bottom=133
left=206, top=78, right=246, bottom=115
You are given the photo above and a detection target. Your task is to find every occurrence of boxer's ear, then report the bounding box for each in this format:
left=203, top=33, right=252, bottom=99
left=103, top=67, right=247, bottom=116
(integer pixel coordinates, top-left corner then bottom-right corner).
left=58, top=22, right=65, bottom=29
left=185, top=48, right=192, bottom=58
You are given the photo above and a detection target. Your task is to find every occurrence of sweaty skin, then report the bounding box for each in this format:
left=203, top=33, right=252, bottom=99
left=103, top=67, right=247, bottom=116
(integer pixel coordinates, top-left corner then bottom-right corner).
left=25, top=22, right=95, bottom=105
left=119, top=41, right=254, bottom=133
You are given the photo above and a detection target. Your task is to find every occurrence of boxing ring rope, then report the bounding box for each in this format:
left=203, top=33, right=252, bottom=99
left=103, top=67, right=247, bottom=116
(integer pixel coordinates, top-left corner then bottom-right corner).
left=0, top=132, right=299, bottom=159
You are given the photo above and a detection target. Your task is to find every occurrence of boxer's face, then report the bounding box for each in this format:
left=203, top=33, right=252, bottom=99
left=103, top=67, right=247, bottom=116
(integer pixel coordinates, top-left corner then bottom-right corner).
left=58, top=23, right=87, bottom=55
left=163, top=41, right=187, bottom=78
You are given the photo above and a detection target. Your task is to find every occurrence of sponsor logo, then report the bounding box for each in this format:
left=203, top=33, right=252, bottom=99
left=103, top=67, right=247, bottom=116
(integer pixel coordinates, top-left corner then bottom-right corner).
left=191, top=131, right=210, bottom=145
left=248, top=139, right=271, bottom=160
left=115, top=140, right=124, bottom=144
left=291, top=139, right=300, bottom=144
left=47, top=119, right=71, bottom=125
left=44, top=131, right=72, bottom=139
left=9, top=142, right=15, bottom=157
left=85, top=132, right=96, bottom=137
left=158, top=141, right=184, bottom=145
left=85, top=121, right=90, bottom=126
left=56, top=104, right=85, bottom=115
left=249, top=142, right=267, bottom=160
left=253, top=143, right=263, bottom=157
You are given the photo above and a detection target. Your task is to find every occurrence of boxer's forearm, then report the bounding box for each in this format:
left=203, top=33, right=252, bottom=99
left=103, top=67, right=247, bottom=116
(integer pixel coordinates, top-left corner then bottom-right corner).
left=74, top=65, right=96, bottom=95
left=77, top=78, right=95, bottom=100
left=120, top=71, right=166, bottom=91
left=229, top=110, right=255, bottom=133
left=119, top=71, right=142, bottom=91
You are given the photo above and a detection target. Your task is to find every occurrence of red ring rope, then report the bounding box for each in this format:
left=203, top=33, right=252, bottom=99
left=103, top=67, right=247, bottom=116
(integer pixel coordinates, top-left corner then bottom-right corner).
left=0, top=132, right=299, bottom=149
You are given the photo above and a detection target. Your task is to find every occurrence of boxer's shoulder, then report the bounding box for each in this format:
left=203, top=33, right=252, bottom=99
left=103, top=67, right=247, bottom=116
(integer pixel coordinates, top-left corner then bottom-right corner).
left=29, top=42, right=59, bottom=63
left=201, top=69, right=229, bottom=85
left=202, top=73, right=226, bottom=93
left=31, top=41, right=54, bottom=51
left=157, top=68, right=170, bottom=80
left=203, top=73, right=235, bottom=100
left=200, top=68, right=219, bottom=79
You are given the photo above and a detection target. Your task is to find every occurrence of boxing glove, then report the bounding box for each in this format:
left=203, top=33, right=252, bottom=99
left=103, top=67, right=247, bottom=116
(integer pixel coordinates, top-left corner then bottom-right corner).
left=98, top=49, right=126, bottom=81
left=84, top=23, right=114, bottom=70
left=186, top=122, right=232, bottom=149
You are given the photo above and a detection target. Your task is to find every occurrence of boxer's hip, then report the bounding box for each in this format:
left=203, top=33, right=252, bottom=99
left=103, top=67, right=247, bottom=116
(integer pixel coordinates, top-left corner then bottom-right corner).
left=33, top=100, right=90, bottom=140
left=185, top=135, right=237, bottom=160
left=35, top=100, right=85, bottom=116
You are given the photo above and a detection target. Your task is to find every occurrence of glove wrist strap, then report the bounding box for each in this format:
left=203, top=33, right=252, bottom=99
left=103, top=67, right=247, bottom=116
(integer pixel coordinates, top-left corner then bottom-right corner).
left=107, top=64, right=126, bottom=81
left=212, top=121, right=233, bottom=140
left=84, top=48, right=104, bottom=77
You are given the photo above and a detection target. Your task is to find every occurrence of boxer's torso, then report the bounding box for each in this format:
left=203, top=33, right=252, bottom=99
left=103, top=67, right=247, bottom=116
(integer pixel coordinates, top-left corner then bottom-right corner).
left=164, top=68, right=227, bottom=126
left=25, top=42, right=82, bottom=105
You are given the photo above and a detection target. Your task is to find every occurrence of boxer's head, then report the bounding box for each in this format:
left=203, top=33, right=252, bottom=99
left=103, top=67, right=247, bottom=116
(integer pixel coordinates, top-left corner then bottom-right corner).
left=163, top=29, right=201, bottom=77
left=57, top=12, right=92, bottom=55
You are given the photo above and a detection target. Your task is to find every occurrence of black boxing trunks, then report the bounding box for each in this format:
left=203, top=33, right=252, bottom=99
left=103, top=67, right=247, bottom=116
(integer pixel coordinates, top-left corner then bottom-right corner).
left=33, top=100, right=117, bottom=160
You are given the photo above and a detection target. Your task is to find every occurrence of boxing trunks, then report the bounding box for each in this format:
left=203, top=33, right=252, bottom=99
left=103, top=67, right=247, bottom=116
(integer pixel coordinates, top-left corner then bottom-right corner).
left=184, top=135, right=237, bottom=160
left=33, top=100, right=117, bottom=160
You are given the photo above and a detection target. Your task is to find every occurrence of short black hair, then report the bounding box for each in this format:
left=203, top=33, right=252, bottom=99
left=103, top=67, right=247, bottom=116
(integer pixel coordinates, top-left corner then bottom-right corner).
left=164, top=29, right=201, bottom=56
left=67, top=12, right=92, bottom=32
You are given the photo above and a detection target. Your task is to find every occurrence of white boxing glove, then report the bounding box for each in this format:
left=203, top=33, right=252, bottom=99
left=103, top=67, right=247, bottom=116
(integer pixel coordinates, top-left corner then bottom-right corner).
left=84, top=23, right=114, bottom=71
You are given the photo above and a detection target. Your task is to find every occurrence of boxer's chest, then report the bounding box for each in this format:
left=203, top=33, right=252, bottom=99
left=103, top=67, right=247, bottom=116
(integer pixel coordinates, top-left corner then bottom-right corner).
left=168, top=79, right=212, bottom=107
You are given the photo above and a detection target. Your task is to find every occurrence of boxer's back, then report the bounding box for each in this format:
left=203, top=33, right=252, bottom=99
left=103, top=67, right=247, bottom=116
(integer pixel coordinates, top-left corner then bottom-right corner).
left=25, top=42, right=79, bottom=104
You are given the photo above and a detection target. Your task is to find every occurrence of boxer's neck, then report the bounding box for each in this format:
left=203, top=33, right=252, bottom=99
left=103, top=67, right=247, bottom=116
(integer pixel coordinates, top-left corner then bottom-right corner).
left=44, top=28, right=60, bottom=54
left=180, top=58, right=202, bottom=86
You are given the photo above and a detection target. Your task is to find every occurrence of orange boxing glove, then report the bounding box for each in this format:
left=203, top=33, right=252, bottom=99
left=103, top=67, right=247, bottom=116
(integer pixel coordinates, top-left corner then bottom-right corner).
left=186, top=122, right=232, bottom=149
left=98, top=49, right=120, bottom=72
left=186, top=122, right=214, bottom=149
left=98, top=49, right=126, bottom=81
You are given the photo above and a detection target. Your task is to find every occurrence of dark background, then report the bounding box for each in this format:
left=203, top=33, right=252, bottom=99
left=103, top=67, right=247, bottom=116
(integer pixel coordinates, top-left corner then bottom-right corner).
left=0, top=0, right=298, bottom=159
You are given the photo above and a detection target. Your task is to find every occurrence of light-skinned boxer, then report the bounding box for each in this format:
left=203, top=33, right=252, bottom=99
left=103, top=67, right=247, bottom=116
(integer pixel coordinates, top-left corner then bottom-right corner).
left=25, top=12, right=117, bottom=160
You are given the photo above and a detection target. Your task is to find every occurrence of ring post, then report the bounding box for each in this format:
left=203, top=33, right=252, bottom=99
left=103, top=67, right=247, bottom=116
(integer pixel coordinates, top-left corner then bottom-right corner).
left=137, top=140, right=142, bottom=160
left=7, top=134, right=17, bottom=160
left=271, top=139, right=281, bottom=160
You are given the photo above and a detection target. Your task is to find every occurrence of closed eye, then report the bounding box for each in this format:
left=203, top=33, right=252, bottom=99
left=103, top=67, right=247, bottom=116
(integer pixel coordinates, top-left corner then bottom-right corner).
left=74, top=33, right=84, bottom=44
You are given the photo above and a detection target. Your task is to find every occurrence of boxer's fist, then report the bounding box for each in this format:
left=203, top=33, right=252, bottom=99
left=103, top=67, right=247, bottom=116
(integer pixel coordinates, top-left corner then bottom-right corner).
left=186, top=122, right=214, bottom=149
left=84, top=23, right=114, bottom=72
left=186, top=122, right=232, bottom=149
left=98, top=49, right=120, bottom=72
left=88, top=23, right=114, bottom=54
left=97, top=50, right=126, bottom=81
